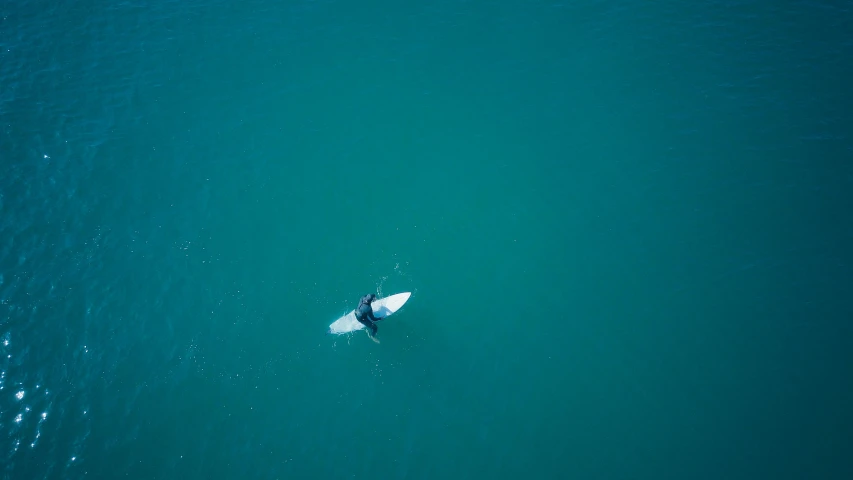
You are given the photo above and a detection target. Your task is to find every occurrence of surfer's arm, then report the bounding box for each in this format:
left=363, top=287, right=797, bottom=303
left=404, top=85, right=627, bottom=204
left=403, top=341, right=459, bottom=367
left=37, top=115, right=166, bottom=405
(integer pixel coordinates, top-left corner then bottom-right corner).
left=367, top=309, right=381, bottom=322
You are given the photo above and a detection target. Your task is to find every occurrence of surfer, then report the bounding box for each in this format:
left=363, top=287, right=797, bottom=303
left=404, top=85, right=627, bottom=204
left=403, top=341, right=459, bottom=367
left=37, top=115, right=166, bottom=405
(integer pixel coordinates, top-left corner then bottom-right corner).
left=355, top=293, right=381, bottom=342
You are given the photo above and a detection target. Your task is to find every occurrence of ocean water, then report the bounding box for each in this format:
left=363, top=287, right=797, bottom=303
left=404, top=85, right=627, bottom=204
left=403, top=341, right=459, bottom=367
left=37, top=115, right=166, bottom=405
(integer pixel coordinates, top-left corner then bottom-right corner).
left=2, top=0, right=852, bottom=478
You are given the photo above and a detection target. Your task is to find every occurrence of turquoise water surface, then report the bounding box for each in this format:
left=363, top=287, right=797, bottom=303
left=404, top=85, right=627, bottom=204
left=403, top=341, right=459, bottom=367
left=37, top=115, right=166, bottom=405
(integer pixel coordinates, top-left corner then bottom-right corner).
left=2, top=1, right=852, bottom=479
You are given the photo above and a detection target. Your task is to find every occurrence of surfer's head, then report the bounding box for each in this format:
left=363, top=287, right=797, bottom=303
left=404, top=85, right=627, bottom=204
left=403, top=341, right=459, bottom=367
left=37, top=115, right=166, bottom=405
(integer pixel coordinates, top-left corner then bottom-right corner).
left=361, top=293, right=376, bottom=304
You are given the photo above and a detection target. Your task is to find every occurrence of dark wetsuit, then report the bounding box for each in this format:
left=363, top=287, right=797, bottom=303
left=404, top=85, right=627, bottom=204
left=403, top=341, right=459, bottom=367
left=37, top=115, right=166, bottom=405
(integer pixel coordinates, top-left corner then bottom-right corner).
left=355, top=295, right=380, bottom=336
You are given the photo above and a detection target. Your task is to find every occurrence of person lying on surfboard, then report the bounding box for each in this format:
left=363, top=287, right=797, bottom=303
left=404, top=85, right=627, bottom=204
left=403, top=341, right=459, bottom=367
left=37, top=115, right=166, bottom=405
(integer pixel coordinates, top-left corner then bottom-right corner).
left=355, top=293, right=381, bottom=340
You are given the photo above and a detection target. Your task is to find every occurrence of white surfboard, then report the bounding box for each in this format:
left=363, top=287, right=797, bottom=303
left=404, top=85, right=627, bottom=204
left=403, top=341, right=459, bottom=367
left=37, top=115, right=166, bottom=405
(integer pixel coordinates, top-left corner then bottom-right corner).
left=327, top=292, right=412, bottom=335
